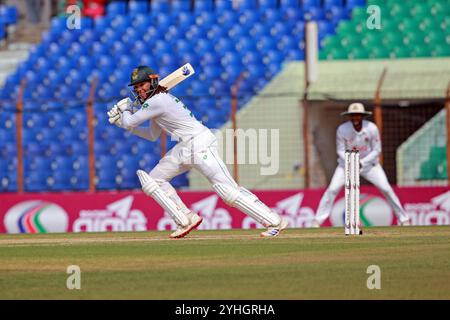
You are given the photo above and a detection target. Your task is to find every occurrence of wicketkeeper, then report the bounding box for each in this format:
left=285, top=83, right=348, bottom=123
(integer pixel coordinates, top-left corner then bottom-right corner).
left=312, top=103, right=411, bottom=227
left=107, top=66, right=288, bottom=238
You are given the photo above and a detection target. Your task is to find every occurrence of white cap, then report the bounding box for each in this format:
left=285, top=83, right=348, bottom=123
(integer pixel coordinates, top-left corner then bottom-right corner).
left=340, top=102, right=372, bottom=116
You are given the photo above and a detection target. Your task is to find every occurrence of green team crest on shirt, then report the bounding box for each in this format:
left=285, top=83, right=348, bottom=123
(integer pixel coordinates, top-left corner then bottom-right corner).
left=142, top=103, right=149, bottom=109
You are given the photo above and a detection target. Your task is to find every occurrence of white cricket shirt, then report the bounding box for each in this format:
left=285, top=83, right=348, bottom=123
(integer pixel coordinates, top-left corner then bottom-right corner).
left=336, top=120, right=381, bottom=170
left=121, top=92, right=209, bottom=142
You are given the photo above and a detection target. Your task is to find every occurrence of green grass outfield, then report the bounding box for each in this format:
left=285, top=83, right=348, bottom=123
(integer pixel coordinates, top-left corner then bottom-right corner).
left=0, top=226, right=449, bottom=300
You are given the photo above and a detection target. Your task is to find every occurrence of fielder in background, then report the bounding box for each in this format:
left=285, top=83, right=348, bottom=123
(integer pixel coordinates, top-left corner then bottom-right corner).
left=108, top=66, right=288, bottom=239
left=312, top=102, right=411, bottom=228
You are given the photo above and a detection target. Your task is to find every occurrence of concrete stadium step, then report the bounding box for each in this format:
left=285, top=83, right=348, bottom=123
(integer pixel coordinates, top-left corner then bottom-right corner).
left=0, top=43, right=31, bottom=86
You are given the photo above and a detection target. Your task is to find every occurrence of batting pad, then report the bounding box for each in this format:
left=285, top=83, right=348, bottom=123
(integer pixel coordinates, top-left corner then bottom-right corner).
left=213, top=183, right=281, bottom=227
left=137, top=170, right=189, bottom=227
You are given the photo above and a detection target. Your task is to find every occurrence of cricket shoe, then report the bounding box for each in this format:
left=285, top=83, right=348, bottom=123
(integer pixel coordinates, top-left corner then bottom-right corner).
left=170, top=213, right=203, bottom=239
left=260, top=218, right=289, bottom=238
left=310, top=219, right=320, bottom=228
left=399, top=216, right=412, bottom=226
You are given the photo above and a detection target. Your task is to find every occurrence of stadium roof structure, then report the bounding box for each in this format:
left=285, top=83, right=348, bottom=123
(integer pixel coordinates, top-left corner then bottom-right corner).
left=277, top=57, right=450, bottom=101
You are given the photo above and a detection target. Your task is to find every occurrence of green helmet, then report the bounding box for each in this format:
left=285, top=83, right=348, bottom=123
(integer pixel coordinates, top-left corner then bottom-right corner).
left=128, top=66, right=159, bottom=87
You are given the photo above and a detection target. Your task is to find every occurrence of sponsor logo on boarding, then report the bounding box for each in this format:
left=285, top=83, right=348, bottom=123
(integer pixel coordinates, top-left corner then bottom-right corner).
left=4, top=200, right=69, bottom=233
left=73, top=196, right=147, bottom=232
left=404, top=191, right=450, bottom=225
left=330, top=194, right=393, bottom=227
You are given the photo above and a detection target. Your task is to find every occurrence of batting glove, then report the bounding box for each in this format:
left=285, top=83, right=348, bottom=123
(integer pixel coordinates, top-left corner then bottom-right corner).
left=116, top=97, right=134, bottom=113
left=108, top=105, right=122, bottom=126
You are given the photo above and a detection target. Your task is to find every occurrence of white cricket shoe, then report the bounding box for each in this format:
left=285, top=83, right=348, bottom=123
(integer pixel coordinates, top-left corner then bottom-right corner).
left=310, top=219, right=320, bottom=228
left=170, top=213, right=203, bottom=239
left=260, top=218, right=289, bottom=238
left=399, top=216, right=412, bottom=226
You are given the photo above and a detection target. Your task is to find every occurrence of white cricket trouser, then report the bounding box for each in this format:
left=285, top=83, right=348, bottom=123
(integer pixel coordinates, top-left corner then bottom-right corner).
left=315, top=164, right=409, bottom=224
left=148, top=130, right=239, bottom=217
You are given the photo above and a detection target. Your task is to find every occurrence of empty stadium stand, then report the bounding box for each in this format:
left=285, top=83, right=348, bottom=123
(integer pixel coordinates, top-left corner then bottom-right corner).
left=0, top=0, right=448, bottom=192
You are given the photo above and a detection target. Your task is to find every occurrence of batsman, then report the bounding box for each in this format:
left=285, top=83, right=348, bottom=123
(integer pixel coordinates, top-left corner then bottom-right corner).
left=312, top=103, right=412, bottom=228
left=107, top=66, right=288, bottom=238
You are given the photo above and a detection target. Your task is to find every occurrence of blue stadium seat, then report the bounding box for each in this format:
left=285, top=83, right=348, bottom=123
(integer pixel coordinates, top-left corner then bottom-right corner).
left=221, top=52, right=243, bottom=68
left=128, top=0, right=149, bottom=15
left=186, top=24, right=207, bottom=40
left=195, top=11, right=216, bottom=28
left=247, top=64, right=265, bottom=79
left=261, top=8, right=281, bottom=23
left=110, top=14, right=131, bottom=30
left=210, top=79, right=229, bottom=95
left=51, top=156, right=74, bottom=172
left=265, top=62, right=282, bottom=78
left=151, top=0, right=170, bottom=12
left=171, top=173, right=189, bottom=188
left=177, top=12, right=195, bottom=29
left=172, top=0, right=191, bottom=12
left=70, top=171, right=89, bottom=190
left=138, top=154, right=159, bottom=172
left=239, top=10, right=259, bottom=26
left=0, top=128, right=14, bottom=141
left=73, top=156, right=89, bottom=172
left=106, top=0, right=127, bottom=16
left=235, top=0, right=258, bottom=10
left=326, top=5, right=349, bottom=21
left=25, top=171, right=47, bottom=192
left=116, top=167, right=139, bottom=189
left=217, top=10, right=238, bottom=28
left=199, top=53, right=219, bottom=68
left=257, top=36, right=277, bottom=51
left=24, top=141, right=43, bottom=156
left=93, top=16, right=111, bottom=33
left=280, top=0, right=300, bottom=8
left=346, top=0, right=366, bottom=10
left=242, top=51, right=263, bottom=65
left=80, top=17, right=93, bottom=29
left=249, top=23, right=271, bottom=38
left=302, top=0, right=321, bottom=10
left=215, top=0, right=232, bottom=10
left=323, top=0, right=344, bottom=9
left=286, top=49, right=305, bottom=60
left=47, top=171, right=71, bottom=191
left=27, top=156, right=51, bottom=172
left=236, top=36, right=258, bottom=53
left=304, top=6, right=325, bottom=20
left=259, top=0, right=278, bottom=9
left=130, top=13, right=152, bottom=30
left=317, top=20, right=335, bottom=38
left=228, top=24, right=248, bottom=39
left=195, top=39, right=214, bottom=55
left=0, top=5, right=18, bottom=24
left=96, top=168, right=117, bottom=190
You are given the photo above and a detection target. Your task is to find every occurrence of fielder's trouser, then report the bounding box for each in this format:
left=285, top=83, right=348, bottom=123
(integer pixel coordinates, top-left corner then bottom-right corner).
left=147, top=131, right=281, bottom=227
left=314, top=164, right=409, bottom=224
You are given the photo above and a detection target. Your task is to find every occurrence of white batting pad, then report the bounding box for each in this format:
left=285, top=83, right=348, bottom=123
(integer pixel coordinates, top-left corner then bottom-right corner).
left=213, top=183, right=281, bottom=227
left=137, top=170, right=189, bottom=227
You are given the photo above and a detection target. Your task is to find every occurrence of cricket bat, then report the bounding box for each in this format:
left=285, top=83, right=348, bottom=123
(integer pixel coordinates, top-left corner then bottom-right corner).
left=159, top=63, right=195, bottom=90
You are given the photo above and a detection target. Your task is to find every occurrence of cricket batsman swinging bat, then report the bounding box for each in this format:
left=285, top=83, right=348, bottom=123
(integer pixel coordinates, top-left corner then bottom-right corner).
left=159, top=63, right=195, bottom=90
left=109, top=64, right=195, bottom=124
